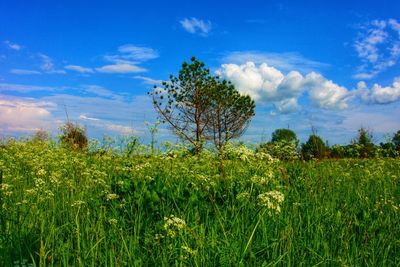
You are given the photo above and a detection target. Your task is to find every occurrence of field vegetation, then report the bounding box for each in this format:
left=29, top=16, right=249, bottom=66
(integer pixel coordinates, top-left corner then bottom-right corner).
left=0, top=135, right=399, bottom=266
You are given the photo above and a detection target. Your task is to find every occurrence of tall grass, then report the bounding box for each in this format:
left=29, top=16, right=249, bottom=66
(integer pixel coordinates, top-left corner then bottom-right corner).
left=0, top=140, right=399, bottom=266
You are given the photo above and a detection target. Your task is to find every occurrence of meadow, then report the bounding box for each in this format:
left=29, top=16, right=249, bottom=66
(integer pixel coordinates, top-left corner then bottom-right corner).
left=0, top=139, right=399, bottom=266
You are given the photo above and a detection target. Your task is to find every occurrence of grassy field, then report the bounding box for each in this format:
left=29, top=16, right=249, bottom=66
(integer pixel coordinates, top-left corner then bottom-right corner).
left=0, top=140, right=399, bottom=266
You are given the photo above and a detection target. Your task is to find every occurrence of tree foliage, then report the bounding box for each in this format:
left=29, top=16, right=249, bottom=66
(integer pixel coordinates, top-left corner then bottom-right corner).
left=301, top=134, right=327, bottom=160
left=150, top=57, right=255, bottom=153
left=271, top=128, right=298, bottom=146
left=204, top=79, right=255, bottom=152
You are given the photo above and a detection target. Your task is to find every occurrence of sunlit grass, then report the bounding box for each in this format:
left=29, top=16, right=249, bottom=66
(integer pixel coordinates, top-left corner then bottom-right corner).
left=0, top=140, right=399, bottom=266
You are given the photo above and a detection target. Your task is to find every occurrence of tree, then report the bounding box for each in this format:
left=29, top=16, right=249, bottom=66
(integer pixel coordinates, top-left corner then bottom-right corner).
left=271, top=128, right=298, bottom=146
left=149, top=57, right=214, bottom=153
left=301, top=134, right=327, bottom=160
left=356, top=127, right=376, bottom=158
left=204, top=79, right=255, bottom=153
left=393, top=130, right=400, bottom=151
left=150, top=57, right=255, bottom=155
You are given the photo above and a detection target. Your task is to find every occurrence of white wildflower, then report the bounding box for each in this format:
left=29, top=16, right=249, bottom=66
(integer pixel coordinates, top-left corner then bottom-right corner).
left=163, top=215, right=186, bottom=237
left=106, top=193, right=119, bottom=201
left=257, top=190, right=285, bottom=214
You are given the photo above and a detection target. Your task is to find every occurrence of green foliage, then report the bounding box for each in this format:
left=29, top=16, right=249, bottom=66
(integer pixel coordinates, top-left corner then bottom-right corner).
left=205, top=79, right=255, bottom=152
left=271, top=128, right=298, bottom=146
left=393, top=130, right=400, bottom=151
left=356, top=128, right=377, bottom=158
left=150, top=57, right=255, bottom=154
left=149, top=57, right=214, bottom=153
left=257, top=140, right=299, bottom=161
left=1, top=139, right=399, bottom=265
left=301, top=134, right=327, bottom=160
left=0, top=139, right=399, bottom=265
left=59, top=122, right=88, bottom=151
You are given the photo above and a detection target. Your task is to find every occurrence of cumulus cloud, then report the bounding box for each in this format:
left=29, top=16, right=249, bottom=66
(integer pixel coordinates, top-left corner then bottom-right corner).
left=353, top=19, right=400, bottom=79
left=356, top=77, right=400, bottom=104
left=10, top=69, right=41, bottom=75
left=180, top=17, right=212, bottom=36
left=304, top=72, right=351, bottom=110
left=0, top=97, right=54, bottom=133
left=4, top=40, right=22, bottom=51
left=65, top=65, right=94, bottom=74
left=218, top=62, right=351, bottom=112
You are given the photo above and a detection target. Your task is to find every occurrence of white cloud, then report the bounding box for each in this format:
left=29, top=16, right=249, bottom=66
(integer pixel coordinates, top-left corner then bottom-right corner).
left=79, top=114, right=100, bottom=121
left=133, top=75, right=163, bottom=85
left=10, top=69, right=41, bottom=75
left=218, top=62, right=351, bottom=111
left=38, top=53, right=54, bottom=71
left=180, top=17, right=212, bottom=36
left=0, top=83, right=54, bottom=92
left=96, top=63, right=146, bottom=73
left=117, top=45, right=159, bottom=61
left=0, top=96, right=54, bottom=133
left=65, top=65, right=94, bottom=74
left=274, top=98, right=301, bottom=113
left=97, top=45, right=157, bottom=75
left=304, top=72, right=351, bottom=110
left=357, top=77, right=400, bottom=104
left=4, top=40, right=22, bottom=51
left=353, top=19, right=400, bottom=79
left=223, top=51, right=328, bottom=73
left=37, top=53, right=66, bottom=74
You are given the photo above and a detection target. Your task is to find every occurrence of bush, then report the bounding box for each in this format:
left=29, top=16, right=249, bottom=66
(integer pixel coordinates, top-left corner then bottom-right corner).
left=59, top=122, right=88, bottom=150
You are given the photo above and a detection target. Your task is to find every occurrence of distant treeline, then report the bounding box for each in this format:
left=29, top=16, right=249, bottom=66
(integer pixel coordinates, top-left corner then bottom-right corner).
left=2, top=123, right=399, bottom=161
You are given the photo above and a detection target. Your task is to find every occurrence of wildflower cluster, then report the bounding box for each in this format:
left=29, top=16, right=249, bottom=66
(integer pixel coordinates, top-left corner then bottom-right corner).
left=257, top=190, right=285, bottom=214
left=163, top=215, right=186, bottom=237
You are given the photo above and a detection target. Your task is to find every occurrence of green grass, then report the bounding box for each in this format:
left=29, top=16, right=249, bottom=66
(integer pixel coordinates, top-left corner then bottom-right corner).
left=0, top=140, right=399, bottom=266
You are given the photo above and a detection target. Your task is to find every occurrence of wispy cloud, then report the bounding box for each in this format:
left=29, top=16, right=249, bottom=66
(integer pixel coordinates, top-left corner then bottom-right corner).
left=96, top=63, right=146, bottom=73
left=353, top=19, right=400, bottom=79
left=117, top=45, right=159, bottom=61
left=65, top=65, right=94, bottom=74
left=4, top=40, right=22, bottom=51
left=0, top=83, right=54, bottom=93
left=223, top=51, right=329, bottom=73
left=180, top=17, right=212, bottom=36
left=10, top=69, right=41, bottom=75
left=37, top=53, right=66, bottom=74
left=97, top=45, right=157, bottom=74
left=79, top=114, right=100, bottom=121
left=133, top=75, right=163, bottom=85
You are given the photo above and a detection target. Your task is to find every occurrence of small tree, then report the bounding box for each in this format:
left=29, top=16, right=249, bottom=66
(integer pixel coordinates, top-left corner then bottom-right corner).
left=149, top=57, right=214, bottom=153
left=301, top=134, right=327, bottom=160
left=393, top=130, right=400, bottom=152
left=356, top=127, right=376, bottom=158
left=271, top=128, right=298, bottom=146
left=204, top=79, right=255, bottom=153
left=59, top=122, right=88, bottom=150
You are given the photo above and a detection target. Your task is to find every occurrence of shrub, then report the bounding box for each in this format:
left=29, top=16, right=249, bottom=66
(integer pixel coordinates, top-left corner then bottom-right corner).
left=59, top=122, right=88, bottom=150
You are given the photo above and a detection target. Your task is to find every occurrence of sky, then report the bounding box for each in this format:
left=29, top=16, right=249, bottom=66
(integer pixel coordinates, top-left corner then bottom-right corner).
left=0, top=0, right=400, bottom=145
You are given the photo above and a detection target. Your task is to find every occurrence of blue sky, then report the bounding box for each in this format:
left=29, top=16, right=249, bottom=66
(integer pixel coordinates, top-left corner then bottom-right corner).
left=1, top=0, right=399, bottom=145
